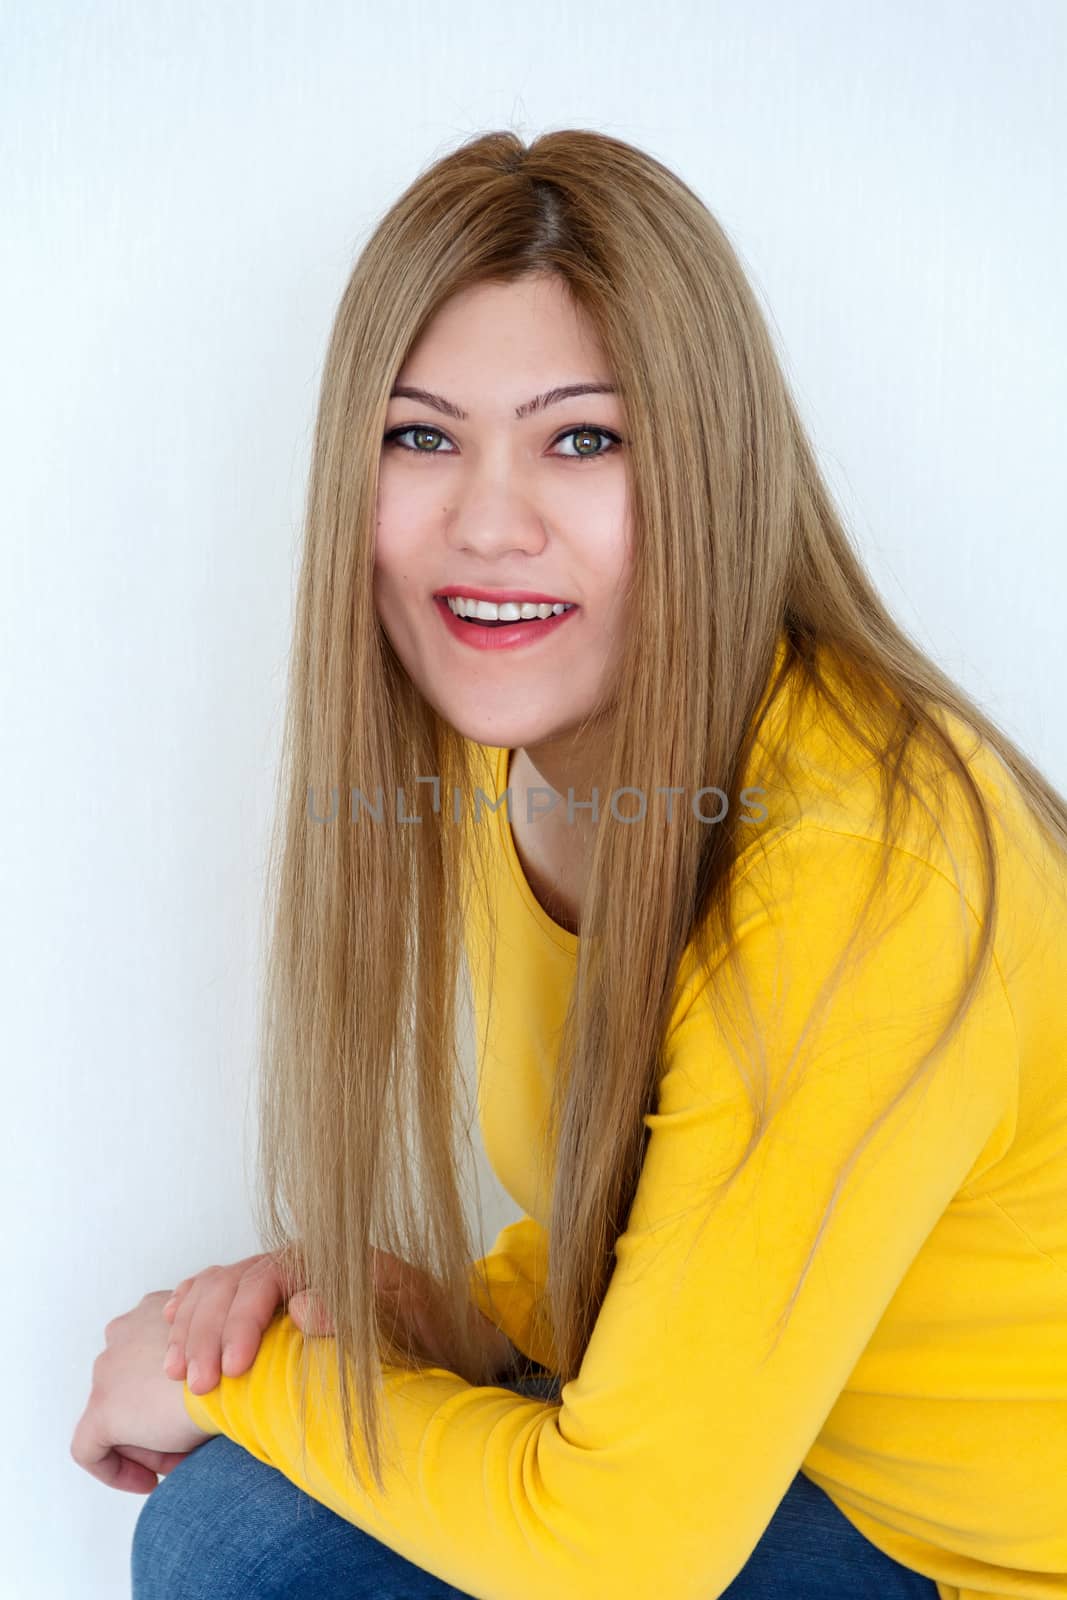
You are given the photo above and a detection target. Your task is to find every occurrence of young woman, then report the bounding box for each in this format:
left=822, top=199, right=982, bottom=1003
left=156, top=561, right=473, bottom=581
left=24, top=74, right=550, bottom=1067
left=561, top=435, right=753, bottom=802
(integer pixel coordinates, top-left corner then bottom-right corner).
left=72, top=129, right=1067, bottom=1600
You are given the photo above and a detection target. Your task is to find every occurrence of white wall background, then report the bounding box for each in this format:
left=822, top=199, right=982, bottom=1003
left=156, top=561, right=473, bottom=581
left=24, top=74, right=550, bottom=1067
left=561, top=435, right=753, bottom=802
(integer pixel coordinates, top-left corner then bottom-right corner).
left=3, top=1, right=1064, bottom=1593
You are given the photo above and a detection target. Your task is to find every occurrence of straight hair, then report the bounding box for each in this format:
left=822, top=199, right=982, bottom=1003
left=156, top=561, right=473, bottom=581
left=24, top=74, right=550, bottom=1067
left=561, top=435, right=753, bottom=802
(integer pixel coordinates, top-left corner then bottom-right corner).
left=251, top=128, right=1067, bottom=1492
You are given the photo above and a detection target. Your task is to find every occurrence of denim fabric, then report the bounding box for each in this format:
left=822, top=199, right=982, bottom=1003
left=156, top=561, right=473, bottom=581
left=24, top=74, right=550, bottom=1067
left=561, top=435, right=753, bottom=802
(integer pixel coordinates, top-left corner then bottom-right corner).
left=132, top=1371, right=940, bottom=1598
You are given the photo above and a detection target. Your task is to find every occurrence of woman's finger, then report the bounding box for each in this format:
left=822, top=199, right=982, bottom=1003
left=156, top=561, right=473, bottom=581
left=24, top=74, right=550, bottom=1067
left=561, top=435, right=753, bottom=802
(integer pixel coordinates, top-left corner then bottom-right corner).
left=117, top=1443, right=195, bottom=1479
left=161, top=1275, right=196, bottom=1323
left=168, top=1267, right=238, bottom=1387
left=181, top=1270, right=253, bottom=1393
left=288, top=1289, right=334, bottom=1335
left=163, top=1277, right=209, bottom=1379
left=216, top=1257, right=290, bottom=1375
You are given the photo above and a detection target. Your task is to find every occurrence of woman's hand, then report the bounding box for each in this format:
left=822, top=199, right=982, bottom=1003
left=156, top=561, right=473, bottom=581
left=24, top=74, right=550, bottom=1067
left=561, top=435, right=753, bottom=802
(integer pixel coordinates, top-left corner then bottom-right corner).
left=162, top=1246, right=521, bottom=1391
left=70, top=1291, right=217, bottom=1494
left=161, top=1250, right=301, bottom=1395
left=350, top=1247, right=521, bottom=1380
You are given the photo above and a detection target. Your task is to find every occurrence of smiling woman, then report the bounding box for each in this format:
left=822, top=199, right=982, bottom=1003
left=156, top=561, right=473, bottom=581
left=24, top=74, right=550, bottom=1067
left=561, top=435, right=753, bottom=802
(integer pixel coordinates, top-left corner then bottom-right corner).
left=373, top=273, right=634, bottom=770
left=115, top=127, right=1067, bottom=1600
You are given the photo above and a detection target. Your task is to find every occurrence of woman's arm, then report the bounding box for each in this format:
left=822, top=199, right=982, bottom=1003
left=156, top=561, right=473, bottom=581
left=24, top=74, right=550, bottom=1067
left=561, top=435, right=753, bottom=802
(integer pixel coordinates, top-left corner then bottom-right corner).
left=467, top=1214, right=560, bottom=1375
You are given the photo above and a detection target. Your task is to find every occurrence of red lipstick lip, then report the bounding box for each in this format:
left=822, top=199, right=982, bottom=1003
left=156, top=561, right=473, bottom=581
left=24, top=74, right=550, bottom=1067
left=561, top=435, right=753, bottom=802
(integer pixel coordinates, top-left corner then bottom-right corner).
left=433, top=594, right=578, bottom=652
left=434, top=585, right=577, bottom=606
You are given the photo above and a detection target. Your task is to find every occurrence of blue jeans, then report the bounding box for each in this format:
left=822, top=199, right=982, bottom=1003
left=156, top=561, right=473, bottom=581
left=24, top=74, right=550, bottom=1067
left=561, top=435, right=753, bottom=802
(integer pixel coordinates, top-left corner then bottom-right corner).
left=132, top=1372, right=940, bottom=1598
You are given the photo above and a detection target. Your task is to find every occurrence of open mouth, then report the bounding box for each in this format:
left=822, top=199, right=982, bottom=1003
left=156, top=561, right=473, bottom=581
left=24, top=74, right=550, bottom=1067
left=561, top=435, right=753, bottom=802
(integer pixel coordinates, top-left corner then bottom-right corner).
left=437, top=595, right=577, bottom=628
left=432, top=594, right=579, bottom=650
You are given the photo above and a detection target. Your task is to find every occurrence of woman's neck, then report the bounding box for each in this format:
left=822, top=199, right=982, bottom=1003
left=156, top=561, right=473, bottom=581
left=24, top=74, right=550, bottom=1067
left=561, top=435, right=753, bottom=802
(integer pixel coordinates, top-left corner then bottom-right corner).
left=506, top=745, right=598, bottom=935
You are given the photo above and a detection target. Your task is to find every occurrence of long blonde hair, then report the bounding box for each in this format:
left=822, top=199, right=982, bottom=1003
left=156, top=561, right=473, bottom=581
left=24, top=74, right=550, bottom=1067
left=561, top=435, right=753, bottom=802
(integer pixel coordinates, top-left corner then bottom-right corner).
left=251, top=127, right=1067, bottom=1492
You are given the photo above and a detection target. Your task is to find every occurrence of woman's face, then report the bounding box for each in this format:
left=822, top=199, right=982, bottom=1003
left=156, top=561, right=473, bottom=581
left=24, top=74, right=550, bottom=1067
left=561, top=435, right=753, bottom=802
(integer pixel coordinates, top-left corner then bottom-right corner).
left=373, top=273, right=632, bottom=753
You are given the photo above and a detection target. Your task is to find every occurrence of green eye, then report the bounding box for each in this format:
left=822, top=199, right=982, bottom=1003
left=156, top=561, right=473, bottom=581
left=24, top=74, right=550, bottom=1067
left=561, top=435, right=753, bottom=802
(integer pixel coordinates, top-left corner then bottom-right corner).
left=385, top=426, right=453, bottom=454
left=554, top=426, right=621, bottom=459
left=382, top=424, right=623, bottom=462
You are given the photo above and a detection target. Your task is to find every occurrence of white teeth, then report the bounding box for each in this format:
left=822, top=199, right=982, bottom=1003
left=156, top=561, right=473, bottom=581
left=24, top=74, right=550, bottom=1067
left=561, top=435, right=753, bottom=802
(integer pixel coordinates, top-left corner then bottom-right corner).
left=445, top=596, right=574, bottom=623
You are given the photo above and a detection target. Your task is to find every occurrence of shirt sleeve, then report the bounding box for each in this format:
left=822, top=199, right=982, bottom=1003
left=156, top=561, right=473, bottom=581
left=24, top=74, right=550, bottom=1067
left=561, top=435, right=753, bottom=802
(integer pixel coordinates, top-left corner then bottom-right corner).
left=467, top=1215, right=560, bottom=1373
left=183, top=823, right=1018, bottom=1600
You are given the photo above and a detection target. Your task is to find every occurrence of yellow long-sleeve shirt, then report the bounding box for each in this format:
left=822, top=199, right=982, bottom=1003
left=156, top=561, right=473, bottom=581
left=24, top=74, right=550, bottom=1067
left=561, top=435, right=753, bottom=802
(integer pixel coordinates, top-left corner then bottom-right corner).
left=184, top=643, right=1067, bottom=1600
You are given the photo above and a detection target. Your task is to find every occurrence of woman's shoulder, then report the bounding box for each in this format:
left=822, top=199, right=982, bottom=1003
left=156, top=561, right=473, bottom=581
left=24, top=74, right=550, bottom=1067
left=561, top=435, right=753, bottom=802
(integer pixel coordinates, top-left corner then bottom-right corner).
left=735, top=652, right=1067, bottom=1073
left=746, top=642, right=1059, bottom=887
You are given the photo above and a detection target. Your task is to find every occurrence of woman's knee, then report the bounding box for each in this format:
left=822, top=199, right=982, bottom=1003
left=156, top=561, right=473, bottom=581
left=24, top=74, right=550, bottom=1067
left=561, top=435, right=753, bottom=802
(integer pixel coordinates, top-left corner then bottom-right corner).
left=720, top=1470, right=941, bottom=1599
left=131, top=1435, right=348, bottom=1599
left=131, top=1434, right=465, bottom=1600
left=133, top=1436, right=283, bottom=1599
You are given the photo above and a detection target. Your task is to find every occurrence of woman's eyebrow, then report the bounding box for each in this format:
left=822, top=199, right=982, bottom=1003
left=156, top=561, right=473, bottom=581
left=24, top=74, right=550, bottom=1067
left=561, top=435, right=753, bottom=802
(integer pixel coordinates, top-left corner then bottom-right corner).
left=388, top=382, right=618, bottom=423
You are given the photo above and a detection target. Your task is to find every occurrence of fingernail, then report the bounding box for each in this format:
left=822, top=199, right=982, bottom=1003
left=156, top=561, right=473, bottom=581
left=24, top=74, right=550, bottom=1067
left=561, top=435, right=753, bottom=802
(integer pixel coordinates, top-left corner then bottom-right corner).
left=187, top=1360, right=200, bottom=1388
left=221, top=1345, right=233, bottom=1375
